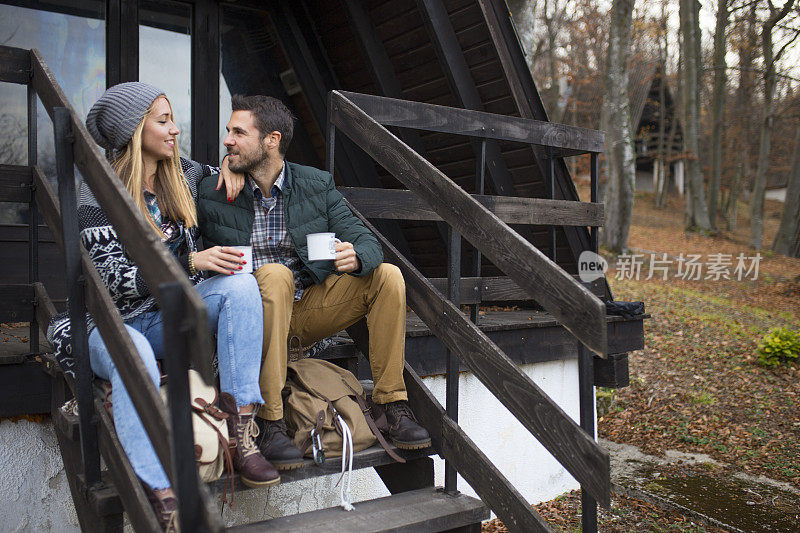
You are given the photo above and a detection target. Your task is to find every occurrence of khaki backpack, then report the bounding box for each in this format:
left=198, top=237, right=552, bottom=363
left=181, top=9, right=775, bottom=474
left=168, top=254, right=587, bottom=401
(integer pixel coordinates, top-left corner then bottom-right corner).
left=283, top=358, right=403, bottom=464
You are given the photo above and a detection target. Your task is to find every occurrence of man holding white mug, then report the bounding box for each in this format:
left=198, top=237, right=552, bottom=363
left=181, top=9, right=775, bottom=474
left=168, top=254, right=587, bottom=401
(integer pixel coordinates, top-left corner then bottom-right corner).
left=196, top=95, right=430, bottom=470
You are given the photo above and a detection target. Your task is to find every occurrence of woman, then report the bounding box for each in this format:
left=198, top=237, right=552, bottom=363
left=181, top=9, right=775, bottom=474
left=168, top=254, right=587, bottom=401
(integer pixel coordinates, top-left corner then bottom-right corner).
left=48, top=82, right=278, bottom=531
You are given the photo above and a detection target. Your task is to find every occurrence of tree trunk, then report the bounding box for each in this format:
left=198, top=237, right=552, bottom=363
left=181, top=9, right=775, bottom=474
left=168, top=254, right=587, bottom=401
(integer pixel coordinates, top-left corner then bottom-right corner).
left=709, top=0, right=728, bottom=230
left=655, top=3, right=669, bottom=208
left=727, top=163, right=741, bottom=231
left=751, top=0, right=796, bottom=249
left=729, top=3, right=757, bottom=231
left=773, top=123, right=800, bottom=256
left=680, top=0, right=711, bottom=230
left=601, top=0, right=637, bottom=254
left=659, top=84, right=680, bottom=208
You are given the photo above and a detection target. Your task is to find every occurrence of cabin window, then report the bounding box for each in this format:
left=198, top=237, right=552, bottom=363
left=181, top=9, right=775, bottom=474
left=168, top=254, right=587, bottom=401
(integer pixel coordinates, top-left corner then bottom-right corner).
left=0, top=2, right=105, bottom=224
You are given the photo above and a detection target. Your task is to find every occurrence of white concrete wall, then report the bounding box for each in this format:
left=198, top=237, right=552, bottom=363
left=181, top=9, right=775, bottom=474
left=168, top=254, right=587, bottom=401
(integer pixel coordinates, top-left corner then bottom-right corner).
left=0, top=419, right=79, bottom=531
left=0, top=359, right=582, bottom=529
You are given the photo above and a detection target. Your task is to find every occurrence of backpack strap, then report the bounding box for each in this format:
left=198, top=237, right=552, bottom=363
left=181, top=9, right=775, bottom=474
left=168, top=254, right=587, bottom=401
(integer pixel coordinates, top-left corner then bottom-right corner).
left=343, top=379, right=405, bottom=464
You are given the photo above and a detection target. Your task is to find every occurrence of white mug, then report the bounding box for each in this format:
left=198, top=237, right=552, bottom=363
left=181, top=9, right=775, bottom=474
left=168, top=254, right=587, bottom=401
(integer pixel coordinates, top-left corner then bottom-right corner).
left=229, top=245, right=253, bottom=274
left=306, top=232, right=340, bottom=261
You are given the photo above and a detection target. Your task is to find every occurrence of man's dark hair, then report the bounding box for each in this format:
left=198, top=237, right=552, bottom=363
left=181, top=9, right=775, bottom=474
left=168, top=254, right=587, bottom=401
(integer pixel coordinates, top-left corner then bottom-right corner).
left=231, top=94, right=295, bottom=155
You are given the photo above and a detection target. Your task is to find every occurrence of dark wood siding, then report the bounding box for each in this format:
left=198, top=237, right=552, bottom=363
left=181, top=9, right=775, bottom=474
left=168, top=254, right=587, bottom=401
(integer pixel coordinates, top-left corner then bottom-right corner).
left=244, top=0, right=585, bottom=278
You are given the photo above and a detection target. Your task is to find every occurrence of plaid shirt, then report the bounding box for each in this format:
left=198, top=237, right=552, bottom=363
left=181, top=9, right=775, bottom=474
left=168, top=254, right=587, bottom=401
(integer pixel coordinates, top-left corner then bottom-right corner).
left=250, top=167, right=305, bottom=300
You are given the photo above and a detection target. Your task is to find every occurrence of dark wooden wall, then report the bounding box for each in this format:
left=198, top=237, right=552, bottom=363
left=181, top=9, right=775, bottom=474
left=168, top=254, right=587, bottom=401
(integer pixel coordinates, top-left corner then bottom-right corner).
left=264, top=0, right=581, bottom=279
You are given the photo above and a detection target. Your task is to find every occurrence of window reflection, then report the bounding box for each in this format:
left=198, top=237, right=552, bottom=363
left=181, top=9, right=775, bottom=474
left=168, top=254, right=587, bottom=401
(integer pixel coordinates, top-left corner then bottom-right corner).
left=0, top=1, right=105, bottom=223
left=139, top=0, right=191, bottom=159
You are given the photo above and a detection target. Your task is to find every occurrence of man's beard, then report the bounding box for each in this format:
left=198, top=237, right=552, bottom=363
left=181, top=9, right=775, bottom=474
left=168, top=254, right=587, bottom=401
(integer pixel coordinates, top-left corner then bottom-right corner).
left=227, top=146, right=267, bottom=174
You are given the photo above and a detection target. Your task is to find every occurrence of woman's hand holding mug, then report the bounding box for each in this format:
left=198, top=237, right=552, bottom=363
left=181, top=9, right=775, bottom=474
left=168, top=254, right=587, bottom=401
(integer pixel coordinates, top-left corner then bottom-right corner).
left=192, top=246, right=247, bottom=275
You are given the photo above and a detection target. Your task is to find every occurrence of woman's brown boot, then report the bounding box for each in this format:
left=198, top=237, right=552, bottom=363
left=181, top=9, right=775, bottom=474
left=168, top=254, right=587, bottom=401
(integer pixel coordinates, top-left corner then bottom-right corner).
left=219, top=393, right=280, bottom=488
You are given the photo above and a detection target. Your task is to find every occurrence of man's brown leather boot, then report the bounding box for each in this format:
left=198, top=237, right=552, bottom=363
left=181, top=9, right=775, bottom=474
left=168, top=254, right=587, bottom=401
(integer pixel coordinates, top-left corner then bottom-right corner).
left=383, top=400, right=432, bottom=450
left=255, top=417, right=306, bottom=470
left=220, top=393, right=280, bottom=487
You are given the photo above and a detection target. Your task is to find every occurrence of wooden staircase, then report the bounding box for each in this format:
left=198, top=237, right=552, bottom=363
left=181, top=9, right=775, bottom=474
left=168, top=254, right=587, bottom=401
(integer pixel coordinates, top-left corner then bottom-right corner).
left=46, top=360, right=487, bottom=531
left=0, top=44, right=645, bottom=532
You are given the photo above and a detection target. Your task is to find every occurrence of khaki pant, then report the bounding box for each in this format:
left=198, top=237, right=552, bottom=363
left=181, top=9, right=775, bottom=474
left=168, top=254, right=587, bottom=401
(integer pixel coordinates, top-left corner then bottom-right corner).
left=254, top=263, right=408, bottom=421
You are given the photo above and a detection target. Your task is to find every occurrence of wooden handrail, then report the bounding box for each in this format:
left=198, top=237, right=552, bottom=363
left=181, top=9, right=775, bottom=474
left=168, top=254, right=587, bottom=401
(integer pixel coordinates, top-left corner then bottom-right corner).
left=33, top=167, right=175, bottom=478
left=27, top=47, right=214, bottom=382
left=339, top=91, right=604, bottom=156
left=35, top=161, right=224, bottom=532
left=0, top=45, right=29, bottom=83
left=339, top=187, right=604, bottom=226
left=346, top=199, right=610, bottom=508
left=331, top=91, right=607, bottom=358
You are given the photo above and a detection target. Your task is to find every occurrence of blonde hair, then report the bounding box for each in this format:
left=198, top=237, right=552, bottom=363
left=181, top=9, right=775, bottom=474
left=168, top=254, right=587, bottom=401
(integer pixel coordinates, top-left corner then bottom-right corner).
left=111, top=97, right=197, bottom=236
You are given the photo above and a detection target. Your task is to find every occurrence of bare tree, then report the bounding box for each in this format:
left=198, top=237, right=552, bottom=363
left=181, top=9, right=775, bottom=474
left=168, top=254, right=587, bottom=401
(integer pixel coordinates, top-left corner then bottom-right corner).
left=680, top=0, right=712, bottom=230
left=654, top=0, right=670, bottom=207
left=750, top=0, right=797, bottom=249
left=773, top=122, right=800, bottom=256
left=728, top=2, right=758, bottom=231
left=709, top=0, right=730, bottom=230
left=601, top=0, right=637, bottom=253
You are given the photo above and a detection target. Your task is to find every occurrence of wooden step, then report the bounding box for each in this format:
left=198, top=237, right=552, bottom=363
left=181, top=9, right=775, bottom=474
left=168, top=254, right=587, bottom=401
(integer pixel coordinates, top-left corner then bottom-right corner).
left=211, top=443, right=433, bottom=495
left=49, top=385, right=433, bottom=494
left=227, top=487, right=488, bottom=532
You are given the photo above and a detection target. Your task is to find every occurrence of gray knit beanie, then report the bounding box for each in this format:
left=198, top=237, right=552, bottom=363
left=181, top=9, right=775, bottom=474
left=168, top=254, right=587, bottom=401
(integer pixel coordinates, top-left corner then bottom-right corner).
left=85, top=82, right=164, bottom=152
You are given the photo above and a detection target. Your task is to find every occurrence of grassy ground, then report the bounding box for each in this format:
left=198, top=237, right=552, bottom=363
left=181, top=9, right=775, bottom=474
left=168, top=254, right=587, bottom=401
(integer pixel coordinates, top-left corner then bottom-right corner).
left=602, top=190, right=800, bottom=487
left=484, top=188, right=800, bottom=531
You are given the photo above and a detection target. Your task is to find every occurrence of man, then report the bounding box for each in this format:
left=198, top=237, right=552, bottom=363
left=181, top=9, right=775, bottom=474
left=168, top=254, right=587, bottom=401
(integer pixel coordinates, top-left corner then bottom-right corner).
left=197, top=95, right=430, bottom=470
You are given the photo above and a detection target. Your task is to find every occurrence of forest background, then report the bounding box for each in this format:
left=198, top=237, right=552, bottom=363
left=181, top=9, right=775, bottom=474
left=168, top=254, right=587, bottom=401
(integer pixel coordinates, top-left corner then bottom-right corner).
left=507, top=0, right=800, bottom=256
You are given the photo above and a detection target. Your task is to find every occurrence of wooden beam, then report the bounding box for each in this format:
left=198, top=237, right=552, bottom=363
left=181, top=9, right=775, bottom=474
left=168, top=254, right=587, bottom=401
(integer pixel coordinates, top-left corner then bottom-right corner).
left=340, top=91, right=604, bottom=155
left=191, top=0, right=220, bottom=165
left=105, top=0, right=139, bottom=87
left=427, top=275, right=605, bottom=303
left=344, top=197, right=610, bottom=506
left=33, top=282, right=57, bottom=338
left=339, top=0, right=449, bottom=248
left=29, top=49, right=215, bottom=382
left=413, top=0, right=522, bottom=198
left=403, top=365, right=553, bottom=532
left=477, top=0, right=601, bottom=283
left=0, top=165, right=33, bottom=203
left=268, top=1, right=415, bottom=260
left=339, top=187, right=604, bottom=226
left=0, top=45, right=30, bottom=84
left=332, top=92, right=606, bottom=357
left=219, top=10, right=321, bottom=167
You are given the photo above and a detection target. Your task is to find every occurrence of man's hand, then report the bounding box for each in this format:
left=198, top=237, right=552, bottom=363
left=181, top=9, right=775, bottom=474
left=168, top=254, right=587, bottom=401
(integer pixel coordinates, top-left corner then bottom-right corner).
left=334, top=241, right=360, bottom=273
left=216, top=155, right=245, bottom=201
left=193, top=246, right=246, bottom=275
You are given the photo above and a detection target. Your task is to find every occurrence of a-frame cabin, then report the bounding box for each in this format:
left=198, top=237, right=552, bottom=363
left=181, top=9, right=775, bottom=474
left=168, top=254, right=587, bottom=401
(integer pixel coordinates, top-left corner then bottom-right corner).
left=0, top=1, right=645, bottom=531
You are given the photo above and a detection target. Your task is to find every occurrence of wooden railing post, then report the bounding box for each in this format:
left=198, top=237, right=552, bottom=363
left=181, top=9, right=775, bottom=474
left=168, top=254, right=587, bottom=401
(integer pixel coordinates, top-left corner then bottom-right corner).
left=27, top=77, right=38, bottom=356
left=590, top=153, right=599, bottom=254
left=545, top=150, right=557, bottom=262
left=579, top=344, right=598, bottom=532
left=470, top=138, right=486, bottom=324
left=444, top=225, right=461, bottom=494
left=327, top=92, right=335, bottom=176
left=159, top=282, right=208, bottom=533
left=54, top=106, right=101, bottom=487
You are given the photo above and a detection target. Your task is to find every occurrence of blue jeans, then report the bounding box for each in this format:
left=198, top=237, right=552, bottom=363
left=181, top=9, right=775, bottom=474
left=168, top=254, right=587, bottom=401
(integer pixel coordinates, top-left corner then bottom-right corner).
left=89, top=273, right=264, bottom=490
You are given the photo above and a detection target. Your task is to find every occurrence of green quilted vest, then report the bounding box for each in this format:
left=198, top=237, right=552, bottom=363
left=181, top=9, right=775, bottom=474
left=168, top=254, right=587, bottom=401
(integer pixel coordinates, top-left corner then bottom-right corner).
left=196, top=162, right=382, bottom=285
